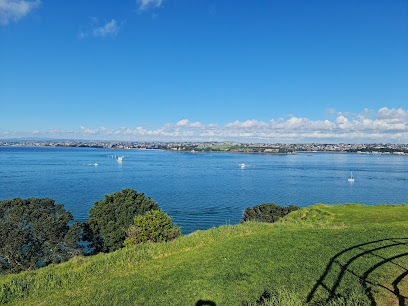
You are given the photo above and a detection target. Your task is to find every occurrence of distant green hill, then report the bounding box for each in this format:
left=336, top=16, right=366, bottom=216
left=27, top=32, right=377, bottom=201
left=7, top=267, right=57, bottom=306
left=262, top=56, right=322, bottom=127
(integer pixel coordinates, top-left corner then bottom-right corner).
left=1, top=204, right=408, bottom=305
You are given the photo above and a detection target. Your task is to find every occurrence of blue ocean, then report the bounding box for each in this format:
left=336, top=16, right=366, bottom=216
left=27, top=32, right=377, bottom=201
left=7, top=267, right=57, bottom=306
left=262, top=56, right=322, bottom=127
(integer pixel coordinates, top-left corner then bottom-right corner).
left=0, top=146, right=407, bottom=234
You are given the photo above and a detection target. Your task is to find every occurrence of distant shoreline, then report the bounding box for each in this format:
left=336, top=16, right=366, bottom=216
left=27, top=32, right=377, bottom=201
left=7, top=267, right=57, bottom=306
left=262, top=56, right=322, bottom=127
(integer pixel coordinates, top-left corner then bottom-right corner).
left=2, top=145, right=407, bottom=156
left=1, top=141, right=407, bottom=155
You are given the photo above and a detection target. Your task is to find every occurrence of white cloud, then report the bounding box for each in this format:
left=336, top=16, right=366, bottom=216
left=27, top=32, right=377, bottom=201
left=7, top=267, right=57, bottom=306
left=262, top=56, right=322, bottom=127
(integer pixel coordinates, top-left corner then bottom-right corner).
left=207, top=123, right=219, bottom=129
left=0, top=0, right=40, bottom=25
left=93, top=19, right=119, bottom=37
left=80, top=126, right=99, bottom=135
left=358, top=108, right=373, bottom=119
left=176, top=119, right=189, bottom=127
left=335, top=115, right=351, bottom=130
left=285, top=117, right=308, bottom=129
left=326, top=108, right=336, bottom=114
left=79, top=18, right=120, bottom=39
left=377, top=107, right=407, bottom=120
left=225, top=120, right=268, bottom=129
left=47, top=128, right=74, bottom=134
left=137, top=0, right=162, bottom=10
left=189, top=121, right=203, bottom=128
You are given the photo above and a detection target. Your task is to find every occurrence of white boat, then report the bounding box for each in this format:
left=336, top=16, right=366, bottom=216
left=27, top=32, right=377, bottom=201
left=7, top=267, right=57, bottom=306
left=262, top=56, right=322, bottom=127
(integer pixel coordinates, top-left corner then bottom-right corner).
left=239, top=163, right=246, bottom=168
left=347, top=171, right=355, bottom=182
left=117, top=156, right=124, bottom=162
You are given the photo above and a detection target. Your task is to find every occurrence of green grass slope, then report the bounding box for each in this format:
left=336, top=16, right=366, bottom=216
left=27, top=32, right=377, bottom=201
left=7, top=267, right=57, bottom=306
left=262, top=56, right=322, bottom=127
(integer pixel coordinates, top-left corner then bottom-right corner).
left=1, top=204, right=408, bottom=305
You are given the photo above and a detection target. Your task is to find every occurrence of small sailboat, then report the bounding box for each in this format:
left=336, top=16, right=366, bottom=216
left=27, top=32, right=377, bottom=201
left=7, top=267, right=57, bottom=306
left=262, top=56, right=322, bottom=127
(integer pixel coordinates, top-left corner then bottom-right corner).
left=347, top=171, right=355, bottom=182
left=93, top=163, right=98, bottom=166
left=239, top=163, right=246, bottom=168
left=117, top=156, right=124, bottom=162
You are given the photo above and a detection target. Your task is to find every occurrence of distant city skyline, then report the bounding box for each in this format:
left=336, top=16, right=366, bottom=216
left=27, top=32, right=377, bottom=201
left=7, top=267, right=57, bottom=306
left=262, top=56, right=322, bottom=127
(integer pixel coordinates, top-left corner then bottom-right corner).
left=1, top=1, right=407, bottom=143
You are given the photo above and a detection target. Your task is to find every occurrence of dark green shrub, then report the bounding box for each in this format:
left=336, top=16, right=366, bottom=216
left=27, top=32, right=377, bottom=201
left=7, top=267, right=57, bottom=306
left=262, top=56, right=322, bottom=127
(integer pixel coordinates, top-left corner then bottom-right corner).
left=124, top=209, right=181, bottom=246
left=87, top=189, right=158, bottom=253
left=243, top=203, right=300, bottom=223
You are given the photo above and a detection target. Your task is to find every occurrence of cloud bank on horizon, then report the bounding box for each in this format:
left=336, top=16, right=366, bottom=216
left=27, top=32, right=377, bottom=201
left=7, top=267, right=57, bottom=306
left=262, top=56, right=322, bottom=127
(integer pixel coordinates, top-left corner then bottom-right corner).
left=2, top=107, right=408, bottom=143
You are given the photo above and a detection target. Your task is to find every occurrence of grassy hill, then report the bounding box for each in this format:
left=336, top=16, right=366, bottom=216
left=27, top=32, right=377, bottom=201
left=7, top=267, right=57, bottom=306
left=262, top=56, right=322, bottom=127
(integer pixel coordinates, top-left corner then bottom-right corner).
left=1, top=204, right=408, bottom=305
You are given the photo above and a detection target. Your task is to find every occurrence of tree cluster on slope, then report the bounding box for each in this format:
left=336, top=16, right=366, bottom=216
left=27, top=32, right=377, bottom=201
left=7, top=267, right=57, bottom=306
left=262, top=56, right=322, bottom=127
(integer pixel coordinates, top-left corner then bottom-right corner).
left=1, top=190, right=299, bottom=274
left=87, top=189, right=159, bottom=253
left=0, top=189, right=181, bottom=273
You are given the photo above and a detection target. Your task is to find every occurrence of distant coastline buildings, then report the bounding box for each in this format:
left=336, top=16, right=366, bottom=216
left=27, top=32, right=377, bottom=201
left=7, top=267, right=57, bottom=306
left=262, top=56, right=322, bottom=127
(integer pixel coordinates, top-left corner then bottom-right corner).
left=0, top=141, right=407, bottom=155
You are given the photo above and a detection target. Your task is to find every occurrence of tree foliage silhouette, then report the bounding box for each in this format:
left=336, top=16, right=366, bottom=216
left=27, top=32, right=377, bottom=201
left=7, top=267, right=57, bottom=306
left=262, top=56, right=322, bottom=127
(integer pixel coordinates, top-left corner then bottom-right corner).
left=0, top=197, right=82, bottom=272
left=87, top=189, right=159, bottom=253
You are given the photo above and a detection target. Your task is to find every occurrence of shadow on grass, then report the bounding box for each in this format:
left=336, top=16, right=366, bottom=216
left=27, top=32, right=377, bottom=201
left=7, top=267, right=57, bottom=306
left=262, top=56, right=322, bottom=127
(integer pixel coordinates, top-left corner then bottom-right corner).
left=307, top=238, right=408, bottom=305
left=196, top=300, right=216, bottom=306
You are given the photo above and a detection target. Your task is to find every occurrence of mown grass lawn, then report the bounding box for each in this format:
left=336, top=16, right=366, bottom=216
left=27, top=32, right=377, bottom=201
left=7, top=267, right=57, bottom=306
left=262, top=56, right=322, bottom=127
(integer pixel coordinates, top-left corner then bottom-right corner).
left=1, top=204, right=408, bottom=305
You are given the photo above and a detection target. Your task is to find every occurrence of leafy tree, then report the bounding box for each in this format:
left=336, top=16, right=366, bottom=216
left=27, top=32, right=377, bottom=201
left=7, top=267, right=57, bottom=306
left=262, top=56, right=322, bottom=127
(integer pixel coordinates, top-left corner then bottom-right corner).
left=87, top=189, right=159, bottom=253
left=0, top=198, right=82, bottom=273
left=124, top=209, right=181, bottom=247
left=243, top=203, right=300, bottom=223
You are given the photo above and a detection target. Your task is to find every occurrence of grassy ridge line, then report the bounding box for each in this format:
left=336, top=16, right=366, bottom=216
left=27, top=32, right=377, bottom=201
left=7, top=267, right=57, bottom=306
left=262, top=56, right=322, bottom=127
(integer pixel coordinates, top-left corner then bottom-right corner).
left=1, top=204, right=408, bottom=305
left=282, top=203, right=408, bottom=225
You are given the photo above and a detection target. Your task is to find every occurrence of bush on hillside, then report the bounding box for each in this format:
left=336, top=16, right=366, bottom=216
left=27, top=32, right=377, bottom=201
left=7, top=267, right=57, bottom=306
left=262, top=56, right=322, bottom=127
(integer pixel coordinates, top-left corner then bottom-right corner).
left=243, top=203, right=300, bottom=223
left=0, top=197, right=82, bottom=273
left=124, top=209, right=181, bottom=246
left=87, top=189, right=159, bottom=253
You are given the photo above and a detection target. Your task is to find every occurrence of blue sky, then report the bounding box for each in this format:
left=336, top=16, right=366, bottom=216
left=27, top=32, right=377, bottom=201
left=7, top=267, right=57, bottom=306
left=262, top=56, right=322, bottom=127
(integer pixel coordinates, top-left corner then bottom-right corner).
left=1, top=0, right=407, bottom=142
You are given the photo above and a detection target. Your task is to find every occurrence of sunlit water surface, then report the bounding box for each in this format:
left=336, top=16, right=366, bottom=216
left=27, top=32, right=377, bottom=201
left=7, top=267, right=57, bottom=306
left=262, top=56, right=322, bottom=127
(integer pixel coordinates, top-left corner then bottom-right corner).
left=1, top=147, right=407, bottom=234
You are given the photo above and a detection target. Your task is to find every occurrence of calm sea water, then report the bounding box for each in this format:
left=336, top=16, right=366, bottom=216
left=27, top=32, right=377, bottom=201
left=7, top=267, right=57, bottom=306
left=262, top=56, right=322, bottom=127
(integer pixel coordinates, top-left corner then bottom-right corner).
left=1, top=146, right=407, bottom=234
